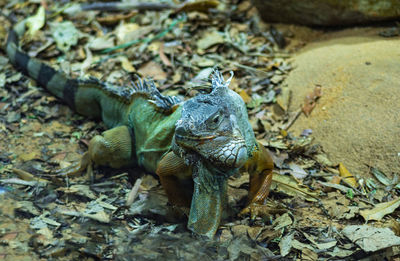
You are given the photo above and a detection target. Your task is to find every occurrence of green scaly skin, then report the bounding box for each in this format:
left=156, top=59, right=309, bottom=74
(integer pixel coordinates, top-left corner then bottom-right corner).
left=6, top=20, right=182, bottom=174
left=6, top=17, right=271, bottom=238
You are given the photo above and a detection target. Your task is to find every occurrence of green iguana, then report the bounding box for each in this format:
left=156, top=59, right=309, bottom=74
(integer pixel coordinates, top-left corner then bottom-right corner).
left=6, top=17, right=274, bottom=238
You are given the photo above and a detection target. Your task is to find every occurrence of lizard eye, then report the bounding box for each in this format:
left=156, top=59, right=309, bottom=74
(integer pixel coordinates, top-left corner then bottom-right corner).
left=213, top=115, right=220, bottom=123
left=208, top=112, right=222, bottom=129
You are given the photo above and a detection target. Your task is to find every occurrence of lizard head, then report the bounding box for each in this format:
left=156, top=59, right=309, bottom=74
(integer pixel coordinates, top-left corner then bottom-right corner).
left=173, top=70, right=256, bottom=172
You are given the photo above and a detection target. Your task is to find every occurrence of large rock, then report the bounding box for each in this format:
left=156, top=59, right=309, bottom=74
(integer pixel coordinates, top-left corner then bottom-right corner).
left=253, top=0, right=400, bottom=26
left=285, top=27, right=400, bottom=178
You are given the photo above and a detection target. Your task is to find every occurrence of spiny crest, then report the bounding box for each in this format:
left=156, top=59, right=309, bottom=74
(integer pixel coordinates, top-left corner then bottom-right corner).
left=131, top=76, right=181, bottom=111
left=210, top=70, right=234, bottom=95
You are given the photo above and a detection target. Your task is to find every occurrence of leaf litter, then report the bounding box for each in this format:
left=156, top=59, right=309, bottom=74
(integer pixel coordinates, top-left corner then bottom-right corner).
left=0, top=0, right=399, bottom=260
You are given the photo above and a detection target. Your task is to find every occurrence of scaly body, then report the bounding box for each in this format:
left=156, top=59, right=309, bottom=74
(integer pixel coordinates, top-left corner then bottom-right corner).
left=6, top=16, right=273, bottom=237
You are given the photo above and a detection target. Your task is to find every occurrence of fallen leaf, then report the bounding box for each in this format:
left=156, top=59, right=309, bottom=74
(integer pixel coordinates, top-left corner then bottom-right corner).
left=302, top=248, right=318, bottom=261
left=176, top=0, right=219, bottom=13
left=302, top=85, right=322, bottom=116
left=118, top=56, right=136, bottom=72
left=137, top=61, right=167, bottom=80
left=288, top=163, right=308, bottom=179
left=360, top=197, right=400, bottom=221
left=82, top=211, right=110, bottom=223
left=272, top=173, right=319, bottom=202
left=197, top=30, right=225, bottom=50
left=342, top=225, right=400, bottom=252
left=339, top=163, right=358, bottom=188
left=89, top=34, right=115, bottom=50
left=273, top=213, right=292, bottom=230
left=159, top=43, right=173, bottom=67
left=50, top=21, right=80, bottom=53
left=96, top=11, right=138, bottom=25
left=330, top=175, right=342, bottom=185
left=238, top=89, right=251, bottom=103
left=57, top=185, right=96, bottom=199
left=279, top=232, right=294, bottom=257
left=26, top=6, right=46, bottom=37
left=371, top=167, right=391, bottom=186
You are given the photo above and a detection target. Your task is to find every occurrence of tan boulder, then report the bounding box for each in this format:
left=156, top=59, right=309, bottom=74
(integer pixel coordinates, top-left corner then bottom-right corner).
left=253, top=0, right=400, bottom=26
left=285, top=27, right=400, bottom=178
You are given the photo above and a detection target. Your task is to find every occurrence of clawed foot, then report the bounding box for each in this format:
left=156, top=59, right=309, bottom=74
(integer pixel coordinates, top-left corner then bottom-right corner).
left=239, top=201, right=286, bottom=220
left=55, top=152, right=94, bottom=181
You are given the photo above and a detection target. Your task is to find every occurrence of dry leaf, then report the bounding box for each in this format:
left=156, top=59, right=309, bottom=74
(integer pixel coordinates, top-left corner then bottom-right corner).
left=271, top=173, right=319, bottom=202
left=279, top=232, right=294, bottom=257
left=96, top=11, right=138, bottom=25
left=118, top=56, right=136, bottom=72
left=238, top=89, right=251, bottom=103
left=360, top=197, right=400, bottom=221
left=137, top=61, right=167, bottom=80
left=342, top=225, right=400, bottom=252
left=26, top=6, right=46, bottom=37
left=176, top=0, right=219, bottom=13
left=159, top=43, right=173, bottom=67
left=302, top=85, right=322, bottom=116
left=288, top=163, right=308, bottom=179
left=197, top=30, right=225, bottom=50
left=339, top=163, right=358, bottom=188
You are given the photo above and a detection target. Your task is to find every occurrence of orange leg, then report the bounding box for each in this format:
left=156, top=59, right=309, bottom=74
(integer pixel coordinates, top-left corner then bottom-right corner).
left=242, top=141, right=274, bottom=205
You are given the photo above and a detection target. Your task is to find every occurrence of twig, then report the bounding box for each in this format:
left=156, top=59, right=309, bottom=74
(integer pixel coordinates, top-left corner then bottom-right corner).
left=283, top=109, right=302, bottom=131
left=126, top=178, right=142, bottom=207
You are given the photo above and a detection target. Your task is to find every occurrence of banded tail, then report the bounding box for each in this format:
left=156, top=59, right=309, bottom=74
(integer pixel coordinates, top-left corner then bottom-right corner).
left=6, top=21, right=78, bottom=109
left=6, top=19, right=181, bottom=127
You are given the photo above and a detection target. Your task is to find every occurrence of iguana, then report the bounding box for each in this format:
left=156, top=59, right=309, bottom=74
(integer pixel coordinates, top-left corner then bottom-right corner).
left=5, top=17, right=274, bottom=238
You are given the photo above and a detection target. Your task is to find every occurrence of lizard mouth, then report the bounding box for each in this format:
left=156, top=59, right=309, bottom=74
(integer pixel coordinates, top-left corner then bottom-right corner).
left=174, top=134, right=216, bottom=142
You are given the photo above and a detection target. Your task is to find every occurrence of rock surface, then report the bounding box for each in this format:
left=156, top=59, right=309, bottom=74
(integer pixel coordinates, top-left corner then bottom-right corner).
left=253, top=0, right=400, bottom=26
left=285, top=27, right=400, bottom=178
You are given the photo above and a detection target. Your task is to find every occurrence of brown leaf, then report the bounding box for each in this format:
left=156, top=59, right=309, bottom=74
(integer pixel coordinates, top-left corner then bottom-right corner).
left=159, top=43, right=173, bottom=67
left=338, top=163, right=358, bottom=188
left=138, top=61, right=167, bottom=80
left=96, top=11, right=138, bottom=25
left=175, top=0, right=219, bottom=13
left=302, top=85, right=322, bottom=116
left=359, top=197, right=400, bottom=221
left=238, top=89, right=251, bottom=103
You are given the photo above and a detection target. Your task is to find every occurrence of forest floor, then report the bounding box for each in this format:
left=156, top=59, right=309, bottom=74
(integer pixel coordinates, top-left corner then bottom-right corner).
left=0, top=1, right=399, bottom=260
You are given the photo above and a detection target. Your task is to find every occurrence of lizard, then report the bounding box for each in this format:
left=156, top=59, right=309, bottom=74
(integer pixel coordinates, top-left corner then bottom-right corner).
left=5, top=15, right=274, bottom=238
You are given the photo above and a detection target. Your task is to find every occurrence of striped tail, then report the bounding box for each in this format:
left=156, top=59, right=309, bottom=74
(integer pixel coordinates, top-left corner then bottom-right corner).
left=6, top=19, right=182, bottom=127
left=6, top=20, right=78, bottom=110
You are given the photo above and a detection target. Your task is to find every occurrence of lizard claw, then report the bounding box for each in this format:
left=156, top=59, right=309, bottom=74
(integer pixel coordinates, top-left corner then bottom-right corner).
left=239, top=202, right=275, bottom=221
left=55, top=152, right=93, bottom=180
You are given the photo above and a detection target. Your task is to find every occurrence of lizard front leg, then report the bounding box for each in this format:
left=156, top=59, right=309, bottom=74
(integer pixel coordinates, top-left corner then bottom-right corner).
left=240, top=141, right=274, bottom=214
left=156, top=151, right=193, bottom=209
left=57, top=125, right=135, bottom=178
